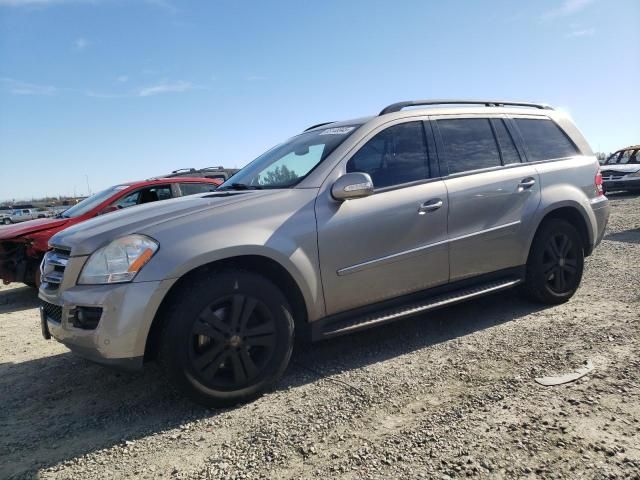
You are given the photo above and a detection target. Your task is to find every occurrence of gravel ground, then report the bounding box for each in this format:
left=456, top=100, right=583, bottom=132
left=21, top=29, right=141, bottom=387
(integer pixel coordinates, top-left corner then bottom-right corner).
left=1, top=193, right=638, bottom=480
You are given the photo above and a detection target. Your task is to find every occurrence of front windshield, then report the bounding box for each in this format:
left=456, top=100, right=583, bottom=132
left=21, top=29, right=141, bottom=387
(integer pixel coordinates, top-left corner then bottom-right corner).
left=219, top=125, right=360, bottom=190
left=606, top=150, right=639, bottom=165
left=60, top=185, right=128, bottom=218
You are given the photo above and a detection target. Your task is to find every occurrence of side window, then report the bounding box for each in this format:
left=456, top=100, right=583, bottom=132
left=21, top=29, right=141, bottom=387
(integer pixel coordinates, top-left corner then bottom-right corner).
left=437, top=118, right=501, bottom=175
left=347, top=121, right=429, bottom=189
left=22, top=209, right=29, bottom=214
left=492, top=119, right=521, bottom=165
left=112, top=185, right=172, bottom=209
left=180, top=183, right=217, bottom=196
left=514, top=118, right=578, bottom=161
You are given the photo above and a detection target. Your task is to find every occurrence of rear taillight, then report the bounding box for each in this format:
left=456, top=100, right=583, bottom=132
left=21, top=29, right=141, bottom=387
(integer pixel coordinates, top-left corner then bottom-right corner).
left=595, top=168, right=604, bottom=196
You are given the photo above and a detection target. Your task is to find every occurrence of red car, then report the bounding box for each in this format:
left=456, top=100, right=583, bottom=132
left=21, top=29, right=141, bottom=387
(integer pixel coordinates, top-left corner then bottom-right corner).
left=0, top=177, right=221, bottom=286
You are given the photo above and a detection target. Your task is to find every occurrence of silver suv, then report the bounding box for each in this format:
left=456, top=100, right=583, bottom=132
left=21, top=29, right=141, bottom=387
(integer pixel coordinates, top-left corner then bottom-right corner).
left=39, top=100, right=610, bottom=406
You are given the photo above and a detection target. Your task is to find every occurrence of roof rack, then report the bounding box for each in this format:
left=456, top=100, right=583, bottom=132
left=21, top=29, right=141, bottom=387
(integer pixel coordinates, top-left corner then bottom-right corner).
left=379, top=99, right=553, bottom=116
left=304, top=121, right=335, bottom=132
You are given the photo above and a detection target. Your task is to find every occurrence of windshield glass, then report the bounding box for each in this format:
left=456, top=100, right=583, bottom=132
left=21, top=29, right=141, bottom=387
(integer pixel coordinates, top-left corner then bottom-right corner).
left=219, top=125, right=360, bottom=190
left=60, top=185, right=128, bottom=218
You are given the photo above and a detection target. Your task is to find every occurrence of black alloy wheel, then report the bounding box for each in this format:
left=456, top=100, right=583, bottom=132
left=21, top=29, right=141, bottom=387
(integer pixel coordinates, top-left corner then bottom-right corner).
left=542, top=232, right=579, bottom=294
left=159, top=269, right=294, bottom=407
left=522, top=219, right=584, bottom=304
left=188, top=294, right=277, bottom=390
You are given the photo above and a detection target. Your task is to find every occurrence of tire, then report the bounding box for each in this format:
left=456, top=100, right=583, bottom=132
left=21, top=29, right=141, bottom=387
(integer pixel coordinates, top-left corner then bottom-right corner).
left=158, top=269, right=294, bottom=408
left=2, top=218, right=10, bottom=225
left=522, top=219, right=584, bottom=304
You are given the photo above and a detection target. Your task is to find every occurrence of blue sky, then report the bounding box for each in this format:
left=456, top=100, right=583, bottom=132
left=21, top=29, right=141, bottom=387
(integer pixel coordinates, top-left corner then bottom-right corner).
left=0, top=0, right=638, bottom=201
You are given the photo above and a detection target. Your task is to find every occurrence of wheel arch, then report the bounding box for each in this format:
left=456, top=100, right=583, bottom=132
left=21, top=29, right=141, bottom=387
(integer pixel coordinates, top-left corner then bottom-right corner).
left=144, top=254, right=310, bottom=361
left=527, top=203, right=593, bottom=262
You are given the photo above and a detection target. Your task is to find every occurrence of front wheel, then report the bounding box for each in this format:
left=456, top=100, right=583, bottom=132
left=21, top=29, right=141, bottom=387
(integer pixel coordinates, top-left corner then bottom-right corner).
left=158, top=269, right=294, bottom=407
left=2, top=218, right=10, bottom=225
left=522, top=219, right=584, bottom=304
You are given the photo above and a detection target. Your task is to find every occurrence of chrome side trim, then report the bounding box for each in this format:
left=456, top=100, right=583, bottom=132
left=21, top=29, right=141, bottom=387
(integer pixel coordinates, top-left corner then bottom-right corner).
left=337, top=220, right=521, bottom=276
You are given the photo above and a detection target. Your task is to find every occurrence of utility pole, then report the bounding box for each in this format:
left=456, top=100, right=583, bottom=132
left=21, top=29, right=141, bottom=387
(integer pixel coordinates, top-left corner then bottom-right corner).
left=85, top=175, right=91, bottom=196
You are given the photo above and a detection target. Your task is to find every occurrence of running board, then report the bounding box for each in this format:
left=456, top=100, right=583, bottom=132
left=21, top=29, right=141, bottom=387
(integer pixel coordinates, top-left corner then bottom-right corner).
left=316, top=278, right=522, bottom=340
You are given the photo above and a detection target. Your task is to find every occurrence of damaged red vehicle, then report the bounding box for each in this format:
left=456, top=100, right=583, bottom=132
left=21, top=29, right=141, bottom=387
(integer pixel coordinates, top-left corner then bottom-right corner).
left=0, top=177, right=221, bottom=286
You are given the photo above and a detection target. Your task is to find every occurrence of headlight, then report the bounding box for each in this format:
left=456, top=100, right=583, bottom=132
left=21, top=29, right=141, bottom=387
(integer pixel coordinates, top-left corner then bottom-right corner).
left=78, top=234, right=159, bottom=285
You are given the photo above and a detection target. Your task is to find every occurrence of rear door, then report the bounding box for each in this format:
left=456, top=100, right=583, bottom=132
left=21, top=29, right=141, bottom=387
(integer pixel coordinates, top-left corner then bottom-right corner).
left=432, top=115, right=541, bottom=281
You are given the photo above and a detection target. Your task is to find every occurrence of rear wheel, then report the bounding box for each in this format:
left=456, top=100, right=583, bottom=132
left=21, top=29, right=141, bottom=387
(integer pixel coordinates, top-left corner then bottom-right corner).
left=522, top=219, right=584, bottom=304
left=158, top=269, right=294, bottom=407
left=2, top=218, right=10, bottom=225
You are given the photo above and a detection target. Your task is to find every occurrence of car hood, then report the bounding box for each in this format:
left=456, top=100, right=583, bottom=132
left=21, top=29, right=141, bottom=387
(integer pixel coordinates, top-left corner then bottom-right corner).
left=0, top=217, right=71, bottom=241
left=601, top=164, right=640, bottom=174
left=51, top=190, right=278, bottom=256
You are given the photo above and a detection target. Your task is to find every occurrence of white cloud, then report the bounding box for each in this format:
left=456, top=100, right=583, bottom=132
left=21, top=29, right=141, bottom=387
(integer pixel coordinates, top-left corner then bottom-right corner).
left=0, top=77, right=57, bottom=95
left=565, top=27, right=595, bottom=38
left=544, top=0, right=595, bottom=18
left=74, top=37, right=88, bottom=50
left=138, top=80, right=193, bottom=97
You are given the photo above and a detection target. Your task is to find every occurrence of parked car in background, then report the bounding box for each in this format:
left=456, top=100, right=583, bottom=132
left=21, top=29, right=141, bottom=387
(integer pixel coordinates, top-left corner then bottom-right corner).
left=600, top=145, right=640, bottom=194
left=38, top=99, right=609, bottom=407
left=6, top=209, right=38, bottom=224
left=0, top=212, right=11, bottom=224
left=0, top=177, right=220, bottom=287
left=163, top=166, right=240, bottom=183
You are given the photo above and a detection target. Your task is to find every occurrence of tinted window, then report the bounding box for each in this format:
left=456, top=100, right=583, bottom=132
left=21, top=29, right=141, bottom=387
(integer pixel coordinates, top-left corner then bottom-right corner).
left=112, top=185, right=172, bottom=209
left=180, top=183, right=217, bottom=196
left=515, top=118, right=578, bottom=161
left=347, top=121, right=429, bottom=189
left=493, top=119, right=521, bottom=164
left=437, top=118, right=501, bottom=174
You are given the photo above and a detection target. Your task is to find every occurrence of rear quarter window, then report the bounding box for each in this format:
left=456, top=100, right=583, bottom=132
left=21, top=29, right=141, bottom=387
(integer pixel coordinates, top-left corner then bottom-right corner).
left=514, top=118, right=579, bottom=162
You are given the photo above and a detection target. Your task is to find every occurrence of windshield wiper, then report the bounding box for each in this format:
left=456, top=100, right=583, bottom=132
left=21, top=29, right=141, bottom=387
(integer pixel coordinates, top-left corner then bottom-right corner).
left=220, top=183, right=263, bottom=191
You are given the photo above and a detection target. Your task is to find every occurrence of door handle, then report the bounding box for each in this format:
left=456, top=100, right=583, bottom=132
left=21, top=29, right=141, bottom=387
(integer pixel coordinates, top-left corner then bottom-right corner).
left=418, top=199, right=443, bottom=214
left=518, top=177, right=536, bottom=190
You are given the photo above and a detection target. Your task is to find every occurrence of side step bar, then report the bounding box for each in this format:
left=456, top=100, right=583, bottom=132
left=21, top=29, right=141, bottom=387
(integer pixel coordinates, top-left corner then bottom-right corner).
left=316, top=278, right=522, bottom=340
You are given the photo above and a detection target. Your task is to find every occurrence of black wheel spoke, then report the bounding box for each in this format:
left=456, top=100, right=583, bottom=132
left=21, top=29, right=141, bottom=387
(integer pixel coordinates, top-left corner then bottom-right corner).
left=239, top=297, right=258, bottom=332
left=244, top=322, right=276, bottom=338
left=229, top=294, right=246, bottom=330
left=239, top=347, right=259, bottom=379
left=543, top=260, right=556, bottom=275
left=229, top=350, right=248, bottom=384
left=193, top=319, right=226, bottom=343
left=195, top=343, right=227, bottom=372
left=199, top=310, right=231, bottom=336
left=245, top=333, right=276, bottom=347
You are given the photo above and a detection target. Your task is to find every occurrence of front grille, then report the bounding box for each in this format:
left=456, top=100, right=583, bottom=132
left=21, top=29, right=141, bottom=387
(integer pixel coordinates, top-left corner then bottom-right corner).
left=601, top=170, right=626, bottom=179
left=42, top=301, right=62, bottom=323
left=41, top=247, right=71, bottom=291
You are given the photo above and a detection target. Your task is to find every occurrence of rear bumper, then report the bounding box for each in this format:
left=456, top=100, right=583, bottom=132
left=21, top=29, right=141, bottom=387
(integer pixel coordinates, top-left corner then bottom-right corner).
left=589, top=196, right=610, bottom=250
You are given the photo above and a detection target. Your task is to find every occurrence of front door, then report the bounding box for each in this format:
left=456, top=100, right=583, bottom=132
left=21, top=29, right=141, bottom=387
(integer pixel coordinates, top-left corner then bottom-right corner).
left=316, top=120, right=450, bottom=316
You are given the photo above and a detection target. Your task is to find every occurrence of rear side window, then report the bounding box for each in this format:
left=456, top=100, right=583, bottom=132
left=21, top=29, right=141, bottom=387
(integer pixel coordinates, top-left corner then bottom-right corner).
left=437, top=118, right=501, bottom=174
left=347, top=121, right=429, bottom=189
left=180, top=183, right=218, bottom=196
left=492, top=119, right=521, bottom=165
left=514, top=118, right=578, bottom=161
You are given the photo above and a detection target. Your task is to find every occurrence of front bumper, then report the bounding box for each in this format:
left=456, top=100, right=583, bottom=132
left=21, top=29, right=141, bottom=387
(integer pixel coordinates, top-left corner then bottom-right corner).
left=38, top=278, right=176, bottom=370
left=602, top=177, right=640, bottom=191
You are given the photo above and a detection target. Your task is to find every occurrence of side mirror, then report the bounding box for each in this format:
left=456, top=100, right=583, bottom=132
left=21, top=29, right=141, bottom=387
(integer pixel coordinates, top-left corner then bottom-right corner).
left=331, top=172, right=374, bottom=201
left=97, top=206, right=119, bottom=216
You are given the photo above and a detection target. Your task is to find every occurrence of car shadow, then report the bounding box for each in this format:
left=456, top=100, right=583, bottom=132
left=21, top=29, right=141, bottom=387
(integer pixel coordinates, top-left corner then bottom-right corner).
left=0, top=290, right=547, bottom=478
left=0, top=286, right=40, bottom=315
left=604, top=227, right=640, bottom=245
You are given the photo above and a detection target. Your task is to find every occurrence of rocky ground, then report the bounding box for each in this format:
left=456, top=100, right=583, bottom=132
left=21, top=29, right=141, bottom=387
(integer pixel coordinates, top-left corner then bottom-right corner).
left=1, top=193, right=638, bottom=480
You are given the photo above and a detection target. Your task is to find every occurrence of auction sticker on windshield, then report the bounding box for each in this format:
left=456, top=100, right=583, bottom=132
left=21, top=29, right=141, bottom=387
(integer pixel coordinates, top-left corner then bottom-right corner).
left=319, top=127, right=355, bottom=135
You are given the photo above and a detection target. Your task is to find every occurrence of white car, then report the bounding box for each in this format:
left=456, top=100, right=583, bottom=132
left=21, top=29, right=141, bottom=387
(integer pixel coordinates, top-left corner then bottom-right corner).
left=601, top=145, right=640, bottom=193
left=5, top=209, right=38, bottom=224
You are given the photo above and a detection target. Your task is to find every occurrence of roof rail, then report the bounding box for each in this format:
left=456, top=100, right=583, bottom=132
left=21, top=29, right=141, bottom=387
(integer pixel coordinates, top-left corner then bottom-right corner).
left=304, top=121, right=335, bottom=132
left=379, top=99, right=553, bottom=116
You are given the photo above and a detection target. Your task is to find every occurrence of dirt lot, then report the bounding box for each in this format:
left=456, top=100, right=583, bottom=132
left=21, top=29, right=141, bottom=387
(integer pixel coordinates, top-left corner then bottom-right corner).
left=1, top=193, right=638, bottom=480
